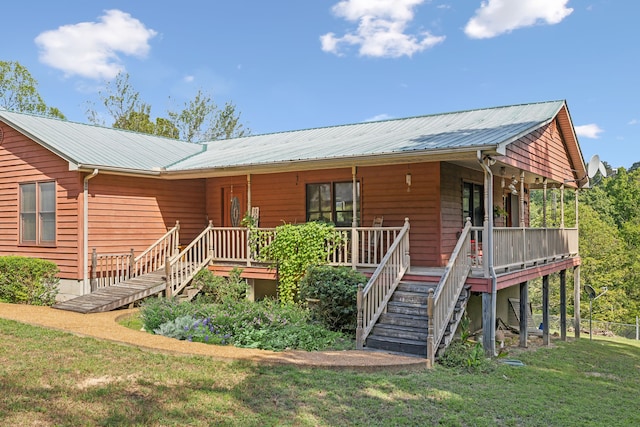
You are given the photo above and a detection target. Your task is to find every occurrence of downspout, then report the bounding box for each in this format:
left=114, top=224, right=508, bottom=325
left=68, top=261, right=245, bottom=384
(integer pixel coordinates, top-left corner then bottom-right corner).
left=83, top=169, right=99, bottom=294
left=477, top=151, right=497, bottom=356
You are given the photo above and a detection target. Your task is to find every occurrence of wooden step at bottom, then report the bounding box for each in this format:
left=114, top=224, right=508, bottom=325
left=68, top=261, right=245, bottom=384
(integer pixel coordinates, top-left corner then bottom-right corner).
left=366, top=335, right=427, bottom=357
left=184, top=286, right=201, bottom=299
left=371, top=323, right=428, bottom=341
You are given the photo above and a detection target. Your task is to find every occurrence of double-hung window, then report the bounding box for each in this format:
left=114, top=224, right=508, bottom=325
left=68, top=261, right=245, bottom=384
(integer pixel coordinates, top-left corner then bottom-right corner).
left=306, top=181, right=360, bottom=227
left=20, top=181, right=56, bottom=245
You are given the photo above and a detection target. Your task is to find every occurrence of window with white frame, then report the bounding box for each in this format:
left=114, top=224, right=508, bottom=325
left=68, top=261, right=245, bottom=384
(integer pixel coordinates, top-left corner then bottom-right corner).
left=20, top=181, right=56, bottom=245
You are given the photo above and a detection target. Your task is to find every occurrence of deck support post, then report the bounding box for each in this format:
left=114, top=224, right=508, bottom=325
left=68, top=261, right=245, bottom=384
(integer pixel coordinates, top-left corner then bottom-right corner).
left=481, top=292, right=494, bottom=356
left=90, top=248, right=97, bottom=292
left=356, top=284, right=364, bottom=349
left=559, top=269, right=567, bottom=341
left=519, top=281, right=528, bottom=347
left=542, top=274, right=550, bottom=346
left=129, top=248, right=135, bottom=279
left=165, top=255, right=172, bottom=298
left=426, top=288, right=435, bottom=368
left=574, top=265, right=581, bottom=339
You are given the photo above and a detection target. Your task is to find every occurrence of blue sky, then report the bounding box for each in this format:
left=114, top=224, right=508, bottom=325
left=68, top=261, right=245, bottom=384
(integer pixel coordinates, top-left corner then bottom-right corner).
left=2, top=1, right=639, bottom=168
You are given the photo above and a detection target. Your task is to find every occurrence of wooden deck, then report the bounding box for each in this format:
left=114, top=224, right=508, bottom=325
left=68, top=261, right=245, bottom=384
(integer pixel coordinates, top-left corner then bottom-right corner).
left=53, top=270, right=166, bottom=314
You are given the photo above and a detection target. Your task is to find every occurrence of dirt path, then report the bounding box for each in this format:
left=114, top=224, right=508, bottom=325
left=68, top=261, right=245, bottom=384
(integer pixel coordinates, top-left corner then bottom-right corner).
left=0, top=303, right=427, bottom=371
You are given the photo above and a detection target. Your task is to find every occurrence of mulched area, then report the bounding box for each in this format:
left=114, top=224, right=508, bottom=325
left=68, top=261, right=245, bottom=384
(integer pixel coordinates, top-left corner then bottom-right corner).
left=0, top=303, right=427, bottom=372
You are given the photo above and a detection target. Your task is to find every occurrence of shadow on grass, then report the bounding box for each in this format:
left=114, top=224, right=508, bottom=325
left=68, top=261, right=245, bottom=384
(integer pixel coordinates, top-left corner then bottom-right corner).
left=1, top=319, right=640, bottom=426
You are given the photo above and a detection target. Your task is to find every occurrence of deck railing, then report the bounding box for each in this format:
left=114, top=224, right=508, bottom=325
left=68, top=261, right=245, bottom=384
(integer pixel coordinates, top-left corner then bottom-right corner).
left=90, top=250, right=134, bottom=290
left=356, top=218, right=411, bottom=349
left=471, top=226, right=579, bottom=272
left=133, top=221, right=180, bottom=276
left=427, top=219, right=473, bottom=366
left=206, top=224, right=403, bottom=268
left=90, top=222, right=181, bottom=291
left=165, top=222, right=215, bottom=298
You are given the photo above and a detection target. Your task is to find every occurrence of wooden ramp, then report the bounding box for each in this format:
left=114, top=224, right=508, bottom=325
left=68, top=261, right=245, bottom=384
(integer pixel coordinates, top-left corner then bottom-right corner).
left=53, top=270, right=166, bottom=314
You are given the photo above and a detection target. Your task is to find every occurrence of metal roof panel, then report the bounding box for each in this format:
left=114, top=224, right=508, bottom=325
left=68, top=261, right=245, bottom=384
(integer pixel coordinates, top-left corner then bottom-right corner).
left=0, top=110, right=203, bottom=171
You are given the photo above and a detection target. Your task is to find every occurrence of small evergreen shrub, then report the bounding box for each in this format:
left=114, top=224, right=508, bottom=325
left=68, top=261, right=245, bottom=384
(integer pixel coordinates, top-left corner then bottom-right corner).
left=298, top=265, right=366, bottom=334
left=0, top=256, right=59, bottom=305
left=192, top=268, right=248, bottom=304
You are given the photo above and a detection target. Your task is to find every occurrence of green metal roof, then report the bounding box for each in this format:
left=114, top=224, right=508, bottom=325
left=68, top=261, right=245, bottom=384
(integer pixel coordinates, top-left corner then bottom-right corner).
left=0, top=100, right=568, bottom=174
left=0, top=110, right=203, bottom=172
left=168, top=100, right=567, bottom=171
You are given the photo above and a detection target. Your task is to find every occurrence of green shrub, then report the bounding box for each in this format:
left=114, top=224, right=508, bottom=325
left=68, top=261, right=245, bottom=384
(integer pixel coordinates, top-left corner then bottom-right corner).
left=153, top=315, right=230, bottom=345
left=0, top=256, right=59, bottom=305
left=144, top=298, right=353, bottom=351
left=140, top=297, right=205, bottom=332
left=438, top=340, right=495, bottom=373
left=299, top=265, right=365, bottom=334
left=192, top=268, right=248, bottom=304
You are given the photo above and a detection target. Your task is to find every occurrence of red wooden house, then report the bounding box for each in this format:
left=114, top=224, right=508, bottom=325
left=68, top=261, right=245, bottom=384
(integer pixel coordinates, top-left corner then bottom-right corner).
left=0, top=100, right=589, bottom=361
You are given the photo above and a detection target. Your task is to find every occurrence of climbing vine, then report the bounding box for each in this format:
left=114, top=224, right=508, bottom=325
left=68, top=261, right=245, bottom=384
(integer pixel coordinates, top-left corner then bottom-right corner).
left=252, top=221, right=346, bottom=305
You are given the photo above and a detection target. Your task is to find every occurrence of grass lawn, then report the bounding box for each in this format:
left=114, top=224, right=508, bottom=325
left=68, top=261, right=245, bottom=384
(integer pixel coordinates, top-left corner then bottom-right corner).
left=1, top=318, right=639, bottom=426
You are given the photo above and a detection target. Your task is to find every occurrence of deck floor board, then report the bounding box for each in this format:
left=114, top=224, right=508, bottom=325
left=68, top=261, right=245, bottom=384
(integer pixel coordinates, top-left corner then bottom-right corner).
left=53, top=270, right=167, bottom=314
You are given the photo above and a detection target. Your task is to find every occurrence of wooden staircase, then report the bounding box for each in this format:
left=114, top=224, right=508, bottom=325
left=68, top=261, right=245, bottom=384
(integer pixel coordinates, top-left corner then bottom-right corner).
left=54, top=222, right=215, bottom=314
left=364, top=279, right=471, bottom=357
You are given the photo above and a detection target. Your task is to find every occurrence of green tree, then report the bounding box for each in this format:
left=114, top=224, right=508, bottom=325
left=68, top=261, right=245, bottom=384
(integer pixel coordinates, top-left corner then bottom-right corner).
left=0, top=60, right=65, bottom=118
left=87, top=72, right=249, bottom=142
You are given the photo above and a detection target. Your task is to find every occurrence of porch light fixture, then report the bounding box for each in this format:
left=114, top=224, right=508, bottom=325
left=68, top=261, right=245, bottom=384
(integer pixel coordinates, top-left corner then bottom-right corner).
left=405, top=172, right=412, bottom=192
left=535, top=177, right=540, bottom=185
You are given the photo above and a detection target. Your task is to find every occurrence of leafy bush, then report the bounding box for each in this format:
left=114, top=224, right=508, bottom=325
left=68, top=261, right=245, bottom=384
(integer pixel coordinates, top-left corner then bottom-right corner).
left=144, top=298, right=353, bottom=351
left=438, top=340, right=494, bottom=373
left=140, top=297, right=206, bottom=332
left=299, top=265, right=365, bottom=334
left=0, top=256, right=59, bottom=305
left=154, top=315, right=231, bottom=344
left=193, top=268, right=247, bottom=304
left=253, top=222, right=346, bottom=304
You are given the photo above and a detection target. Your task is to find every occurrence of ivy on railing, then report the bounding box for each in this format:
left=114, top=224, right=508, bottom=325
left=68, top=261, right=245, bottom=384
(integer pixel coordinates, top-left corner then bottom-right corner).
left=251, top=221, right=346, bottom=305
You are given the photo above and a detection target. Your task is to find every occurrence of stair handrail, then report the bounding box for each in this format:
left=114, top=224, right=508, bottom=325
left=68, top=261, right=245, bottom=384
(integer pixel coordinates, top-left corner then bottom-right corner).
left=356, top=218, right=410, bottom=349
left=427, top=218, right=473, bottom=366
left=132, top=221, right=180, bottom=277
left=165, top=221, right=215, bottom=298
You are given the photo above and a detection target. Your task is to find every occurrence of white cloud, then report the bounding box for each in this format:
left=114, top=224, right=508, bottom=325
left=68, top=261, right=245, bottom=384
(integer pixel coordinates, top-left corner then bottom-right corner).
left=575, top=124, right=604, bottom=139
left=628, top=119, right=638, bottom=125
left=321, top=0, right=445, bottom=58
left=184, top=75, right=195, bottom=83
left=464, top=0, right=573, bottom=39
left=366, top=113, right=393, bottom=122
left=35, top=9, right=157, bottom=80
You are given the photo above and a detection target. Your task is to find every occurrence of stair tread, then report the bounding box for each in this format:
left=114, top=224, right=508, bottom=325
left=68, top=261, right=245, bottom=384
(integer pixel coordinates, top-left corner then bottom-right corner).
left=374, top=322, right=428, bottom=332
left=366, top=334, right=427, bottom=346
left=380, top=312, right=428, bottom=321
left=388, top=301, right=427, bottom=308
